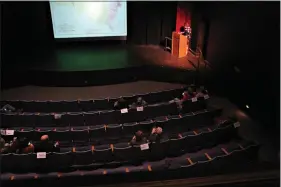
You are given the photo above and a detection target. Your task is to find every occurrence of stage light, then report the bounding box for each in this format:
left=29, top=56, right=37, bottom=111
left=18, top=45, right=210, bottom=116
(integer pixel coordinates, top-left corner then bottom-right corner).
left=246, top=105, right=249, bottom=109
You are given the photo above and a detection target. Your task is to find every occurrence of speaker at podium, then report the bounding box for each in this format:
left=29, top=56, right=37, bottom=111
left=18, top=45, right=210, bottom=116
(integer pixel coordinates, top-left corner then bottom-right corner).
left=171, top=31, right=189, bottom=58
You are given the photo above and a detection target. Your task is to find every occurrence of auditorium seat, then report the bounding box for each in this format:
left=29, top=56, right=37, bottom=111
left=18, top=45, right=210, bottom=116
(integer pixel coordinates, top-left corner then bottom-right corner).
left=113, top=142, right=133, bottom=162
left=79, top=100, right=96, bottom=112
left=71, top=126, right=89, bottom=144
left=1, top=153, right=37, bottom=173
left=52, top=127, right=71, bottom=144
left=99, top=110, right=119, bottom=125
left=63, top=112, right=84, bottom=126
left=35, top=113, right=56, bottom=127
left=122, top=122, right=139, bottom=136
left=93, top=144, right=114, bottom=163
left=89, top=125, right=106, bottom=142
left=105, top=124, right=123, bottom=140
left=45, top=147, right=73, bottom=172
left=84, top=112, right=100, bottom=126
left=72, top=145, right=93, bottom=168
left=149, top=139, right=169, bottom=161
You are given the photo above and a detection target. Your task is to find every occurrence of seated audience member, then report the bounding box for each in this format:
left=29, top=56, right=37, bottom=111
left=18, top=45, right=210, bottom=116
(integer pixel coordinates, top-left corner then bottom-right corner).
left=196, top=86, right=208, bottom=98
left=1, top=143, right=11, bottom=154
left=0, top=136, right=5, bottom=150
left=130, top=130, right=147, bottom=145
left=35, top=135, right=60, bottom=153
left=17, top=137, right=34, bottom=154
left=129, top=97, right=147, bottom=109
left=9, top=137, right=20, bottom=153
left=149, top=126, right=163, bottom=143
left=114, top=97, right=129, bottom=110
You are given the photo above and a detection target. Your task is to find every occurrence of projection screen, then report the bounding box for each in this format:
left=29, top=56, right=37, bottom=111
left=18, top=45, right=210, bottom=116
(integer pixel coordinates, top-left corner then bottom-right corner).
left=49, top=2, right=127, bottom=39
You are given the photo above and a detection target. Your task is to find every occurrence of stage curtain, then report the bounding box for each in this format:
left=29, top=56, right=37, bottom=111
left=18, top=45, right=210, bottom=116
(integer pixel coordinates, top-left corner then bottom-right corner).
left=127, top=2, right=177, bottom=45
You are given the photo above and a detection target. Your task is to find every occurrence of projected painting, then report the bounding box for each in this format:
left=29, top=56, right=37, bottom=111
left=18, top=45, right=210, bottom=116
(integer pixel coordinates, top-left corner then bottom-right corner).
left=50, top=2, right=127, bottom=38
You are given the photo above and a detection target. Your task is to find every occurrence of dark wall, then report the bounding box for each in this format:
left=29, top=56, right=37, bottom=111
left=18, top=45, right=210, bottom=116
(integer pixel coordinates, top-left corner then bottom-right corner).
left=202, top=2, right=279, bottom=143
left=2, top=2, right=177, bottom=49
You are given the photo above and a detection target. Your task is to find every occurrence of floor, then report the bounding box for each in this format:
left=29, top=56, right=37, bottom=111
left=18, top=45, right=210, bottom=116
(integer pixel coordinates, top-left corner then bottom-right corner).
left=0, top=81, right=185, bottom=100
left=4, top=45, right=196, bottom=72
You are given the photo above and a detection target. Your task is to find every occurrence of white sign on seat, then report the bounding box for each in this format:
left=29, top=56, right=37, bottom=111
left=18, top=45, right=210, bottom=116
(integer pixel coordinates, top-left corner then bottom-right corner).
left=5, top=130, right=14, bottom=136
left=121, top=108, right=128, bottom=113
left=204, top=95, right=210, bottom=100
left=140, top=143, right=149, bottom=151
left=191, top=97, right=198, bottom=102
left=137, top=106, right=144, bottom=112
left=234, top=122, right=241, bottom=128
left=37, top=152, right=47, bottom=159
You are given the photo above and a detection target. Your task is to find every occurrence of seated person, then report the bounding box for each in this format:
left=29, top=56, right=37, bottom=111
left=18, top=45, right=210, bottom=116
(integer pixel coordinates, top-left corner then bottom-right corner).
left=130, top=130, right=147, bottom=146
left=0, top=136, right=5, bottom=150
left=1, top=143, right=11, bottom=154
left=35, top=135, right=60, bottom=153
left=17, top=137, right=34, bottom=154
left=195, top=86, right=208, bottom=98
left=149, top=126, right=163, bottom=143
left=114, top=97, right=129, bottom=110
left=129, top=97, right=147, bottom=109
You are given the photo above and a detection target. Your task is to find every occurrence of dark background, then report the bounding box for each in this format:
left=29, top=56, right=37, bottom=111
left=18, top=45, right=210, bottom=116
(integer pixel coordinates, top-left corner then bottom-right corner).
left=1, top=2, right=280, bottom=146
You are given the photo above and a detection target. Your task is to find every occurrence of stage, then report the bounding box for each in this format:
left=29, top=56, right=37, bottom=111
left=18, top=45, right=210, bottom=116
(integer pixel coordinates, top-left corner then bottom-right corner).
left=2, top=44, right=200, bottom=88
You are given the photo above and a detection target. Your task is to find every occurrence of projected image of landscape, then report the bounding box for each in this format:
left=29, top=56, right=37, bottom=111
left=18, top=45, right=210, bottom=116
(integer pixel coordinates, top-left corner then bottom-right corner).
left=50, top=2, right=127, bottom=38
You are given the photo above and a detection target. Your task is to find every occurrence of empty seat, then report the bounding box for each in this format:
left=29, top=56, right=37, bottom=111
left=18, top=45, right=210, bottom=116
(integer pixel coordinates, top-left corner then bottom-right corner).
left=1, top=113, right=19, bottom=128
left=168, top=137, right=187, bottom=157
left=149, top=139, right=169, bottom=161
left=21, top=101, right=48, bottom=112
left=113, top=142, right=133, bottom=162
left=79, top=100, right=95, bottom=112
left=52, top=127, right=71, bottom=144
left=122, top=122, right=139, bottom=136
left=93, top=144, right=114, bottom=163
left=63, top=113, right=84, bottom=126
left=46, top=147, right=74, bottom=172
left=99, top=110, right=119, bottom=125
left=35, top=113, right=55, bottom=127
left=73, top=145, right=94, bottom=167
left=84, top=112, right=100, bottom=126
left=1, top=153, right=37, bottom=173
left=89, top=125, right=106, bottom=142
left=93, top=99, right=111, bottom=111
left=105, top=124, right=123, bottom=140
left=71, top=126, right=89, bottom=143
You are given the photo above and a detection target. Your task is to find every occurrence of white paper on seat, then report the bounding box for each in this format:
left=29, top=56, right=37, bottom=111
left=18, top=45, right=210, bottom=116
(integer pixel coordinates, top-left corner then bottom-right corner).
left=1, top=130, right=6, bottom=135
left=140, top=143, right=149, bottom=151
left=137, top=106, right=144, bottom=112
left=191, top=97, right=198, bottom=102
left=204, top=95, right=210, bottom=100
left=121, top=108, right=128, bottom=113
left=37, top=152, right=47, bottom=159
left=5, top=130, right=14, bottom=136
left=234, top=122, right=241, bottom=128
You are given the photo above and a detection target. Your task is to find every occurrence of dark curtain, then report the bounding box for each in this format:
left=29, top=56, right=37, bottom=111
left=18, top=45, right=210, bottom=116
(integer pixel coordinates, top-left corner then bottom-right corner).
left=127, top=2, right=177, bottom=45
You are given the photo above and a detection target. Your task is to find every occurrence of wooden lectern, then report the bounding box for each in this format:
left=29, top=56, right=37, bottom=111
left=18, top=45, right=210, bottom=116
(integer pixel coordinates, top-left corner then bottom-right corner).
left=171, top=32, right=189, bottom=58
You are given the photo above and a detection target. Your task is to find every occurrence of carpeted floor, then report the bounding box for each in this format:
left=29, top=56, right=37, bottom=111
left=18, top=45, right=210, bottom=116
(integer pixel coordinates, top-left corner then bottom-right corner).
left=0, top=81, right=185, bottom=101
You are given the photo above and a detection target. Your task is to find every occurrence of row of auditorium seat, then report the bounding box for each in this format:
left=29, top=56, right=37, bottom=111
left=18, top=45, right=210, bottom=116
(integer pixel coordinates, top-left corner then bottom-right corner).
left=1, top=86, right=195, bottom=112
left=1, top=109, right=221, bottom=144
left=1, top=118, right=237, bottom=149
left=1, top=140, right=259, bottom=175
left=1, top=100, right=210, bottom=128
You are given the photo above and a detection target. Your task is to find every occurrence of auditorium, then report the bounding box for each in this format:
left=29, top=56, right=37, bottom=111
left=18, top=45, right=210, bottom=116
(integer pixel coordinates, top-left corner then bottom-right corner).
left=1, top=2, right=279, bottom=187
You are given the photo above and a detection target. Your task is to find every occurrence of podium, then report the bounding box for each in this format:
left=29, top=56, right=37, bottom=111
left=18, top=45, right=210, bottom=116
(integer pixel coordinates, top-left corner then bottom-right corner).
left=171, top=32, right=189, bottom=58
